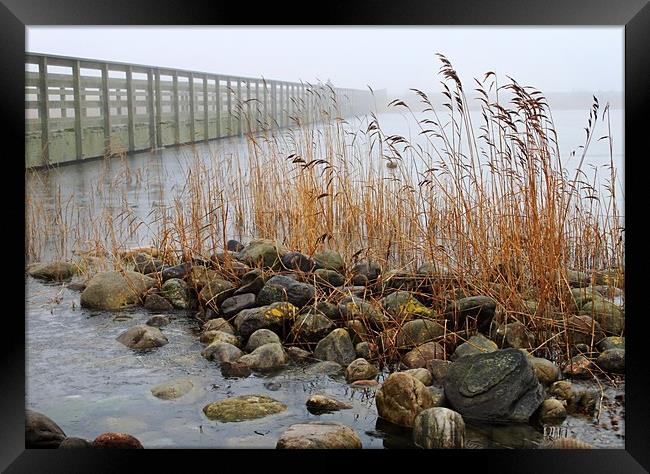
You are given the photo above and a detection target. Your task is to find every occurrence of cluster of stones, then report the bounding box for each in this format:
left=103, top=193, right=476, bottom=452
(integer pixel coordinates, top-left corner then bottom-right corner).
left=26, top=243, right=624, bottom=449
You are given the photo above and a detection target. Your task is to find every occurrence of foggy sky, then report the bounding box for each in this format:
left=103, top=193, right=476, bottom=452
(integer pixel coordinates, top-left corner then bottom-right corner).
left=26, top=27, right=623, bottom=95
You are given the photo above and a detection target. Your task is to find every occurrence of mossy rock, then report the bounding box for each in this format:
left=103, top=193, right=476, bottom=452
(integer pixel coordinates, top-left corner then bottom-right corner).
left=203, top=395, right=287, bottom=422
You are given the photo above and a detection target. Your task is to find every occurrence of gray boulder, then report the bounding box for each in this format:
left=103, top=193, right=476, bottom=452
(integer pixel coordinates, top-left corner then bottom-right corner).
left=144, top=293, right=174, bottom=312
left=201, top=342, right=244, bottom=363
left=245, top=329, right=281, bottom=352
left=443, top=348, right=544, bottom=423
left=116, top=325, right=168, bottom=350
left=276, top=422, right=361, bottom=449
left=395, top=319, right=446, bottom=349
left=290, top=311, right=336, bottom=342
left=313, top=249, right=344, bottom=272
left=25, top=410, right=66, bottom=448
left=444, top=296, right=496, bottom=333
left=237, top=239, right=287, bottom=268
left=27, top=261, right=77, bottom=281
left=314, top=329, right=356, bottom=366
left=256, top=275, right=315, bottom=308
left=345, top=358, right=379, bottom=383
left=233, top=302, right=298, bottom=339
left=161, top=278, right=192, bottom=309
left=238, top=343, right=288, bottom=371
left=402, top=341, right=445, bottom=369
left=596, top=348, right=625, bottom=373
left=451, top=333, right=498, bottom=361
left=220, top=293, right=257, bottom=318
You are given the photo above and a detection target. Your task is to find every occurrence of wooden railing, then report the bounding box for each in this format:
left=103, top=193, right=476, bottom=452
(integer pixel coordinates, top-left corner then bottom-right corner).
left=25, top=53, right=377, bottom=168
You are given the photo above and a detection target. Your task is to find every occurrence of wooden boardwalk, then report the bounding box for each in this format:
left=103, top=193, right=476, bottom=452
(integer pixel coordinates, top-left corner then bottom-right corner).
left=25, top=53, right=377, bottom=168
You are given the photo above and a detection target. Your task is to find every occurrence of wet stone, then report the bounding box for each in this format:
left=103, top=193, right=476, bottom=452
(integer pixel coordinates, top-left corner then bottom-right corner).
left=203, top=395, right=287, bottom=422
left=146, top=315, right=171, bottom=327
left=306, top=395, right=353, bottom=413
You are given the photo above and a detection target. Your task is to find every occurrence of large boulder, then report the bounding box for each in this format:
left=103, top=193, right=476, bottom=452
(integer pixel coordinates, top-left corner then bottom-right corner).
left=116, top=325, right=168, bottom=350
left=596, top=349, right=625, bottom=373
left=237, top=239, right=287, bottom=268
left=201, top=342, right=244, bottom=363
left=345, top=358, right=379, bottom=383
left=80, top=271, right=155, bottom=310
left=144, top=293, right=174, bottom=312
left=276, top=422, right=362, bottom=449
left=256, top=275, right=315, bottom=308
left=27, top=261, right=78, bottom=281
left=220, top=293, right=257, bottom=318
left=379, top=291, right=435, bottom=322
left=234, top=269, right=265, bottom=296
left=395, top=319, right=446, bottom=349
left=450, top=333, right=498, bottom=361
left=579, top=300, right=624, bottom=335
left=203, top=395, right=287, bottom=422
left=25, top=410, right=66, bottom=448
left=444, top=296, right=496, bottom=334
left=281, top=251, right=316, bottom=272
left=198, top=278, right=235, bottom=310
left=233, top=302, right=298, bottom=339
left=402, top=341, right=446, bottom=369
left=413, top=407, right=465, bottom=449
left=202, top=318, right=235, bottom=335
left=314, top=329, right=356, bottom=366
left=443, top=348, right=544, bottom=423
left=313, top=249, right=344, bottom=272
left=375, top=372, right=435, bottom=427
left=245, top=329, right=281, bottom=352
left=238, top=343, right=288, bottom=371
left=161, top=278, right=192, bottom=309
left=290, top=311, right=336, bottom=342
left=314, top=269, right=346, bottom=288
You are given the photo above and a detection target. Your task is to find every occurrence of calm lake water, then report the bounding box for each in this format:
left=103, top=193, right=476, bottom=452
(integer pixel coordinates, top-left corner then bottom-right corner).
left=25, top=108, right=625, bottom=448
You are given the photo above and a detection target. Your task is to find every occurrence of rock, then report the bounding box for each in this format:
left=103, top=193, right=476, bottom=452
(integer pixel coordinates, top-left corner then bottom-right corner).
left=395, top=319, right=446, bottom=349
left=220, top=293, right=257, bottom=318
left=202, top=318, right=235, bottom=335
left=198, top=278, right=235, bottom=310
left=80, top=271, right=156, bottom=310
left=530, top=357, right=560, bottom=385
left=234, top=269, right=265, bottom=296
left=427, top=386, right=447, bottom=407
left=201, top=342, right=244, bottom=363
left=286, top=346, right=313, bottom=362
left=444, top=296, right=497, bottom=334
left=313, top=249, right=344, bottom=272
left=335, top=286, right=368, bottom=297
left=220, top=361, right=252, bottom=378
left=596, top=348, right=625, bottom=373
left=276, top=422, right=361, bottom=449
left=495, top=322, right=533, bottom=349
left=346, top=319, right=370, bottom=345
left=380, top=270, right=423, bottom=292
left=58, top=437, right=91, bottom=449
left=200, top=329, right=241, bottom=346
left=132, top=253, right=163, bottom=274
left=151, top=378, right=194, bottom=400
left=237, top=239, right=287, bottom=268
left=403, top=368, right=433, bottom=386
left=338, top=296, right=388, bottom=328
left=380, top=291, right=435, bottom=322
left=549, top=381, right=574, bottom=401
left=571, top=343, right=592, bottom=357
left=144, top=293, right=174, bottom=312
left=312, top=301, right=340, bottom=320
left=579, top=300, right=624, bottom=335
left=537, top=398, right=567, bottom=425
left=160, top=278, right=191, bottom=309
left=402, top=341, right=445, bottom=369
left=146, top=315, right=170, bottom=327
left=314, top=328, right=356, bottom=366
left=593, top=268, right=624, bottom=289
left=187, top=266, right=222, bottom=290
left=566, top=269, right=591, bottom=288
left=238, top=343, right=288, bottom=371
left=568, top=389, right=599, bottom=415
left=234, top=302, right=298, bottom=339
left=566, top=315, right=605, bottom=346
left=203, top=395, right=287, bottom=422
left=426, top=359, right=452, bottom=383
left=314, top=269, right=346, bottom=287
left=116, top=325, right=168, bottom=350
left=443, top=348, right=544, bottom=423
left=355, top=341, right=372, bottom=360
left=256, top=275, right=315, bottom=308
left=375, top=372, right=435, bottom=427
left=27, top=261, right=77, bottom=281
left=352, top=261, right=382, bottom=283
left=345, top=358, right=379, bottom=383
left=562, top=354, right=593, bottom=377
left=245, top=329, right=281, bottom=352
left=569, top=287, right=601, bottom=311
left=451, top=333, right=498, bottom=361
left=306, top=395, right=353, bottom=412
left=25, top=410, right=66, bottom=448
left=160, top=263, right=191, bottom=281
left=597, top=336, right=625, bottom=352
left=350, top=380, right=379, bottom=388
left=65, top=280, right=87, bottom=292
left=91, top=432, right=144, bottom=449
left=290, top=311, right=336, bottom=342
left=227, top=239, right=244, bottom=252
left=304, top=361, right=344, bottom=376
left=281, top=251, right=316, bottom=272
left=413, top=407, right=465, bottom=449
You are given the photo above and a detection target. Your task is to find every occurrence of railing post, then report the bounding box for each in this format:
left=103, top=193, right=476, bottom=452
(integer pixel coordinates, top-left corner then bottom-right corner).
left=236, top=78, right=242, bottom=136
left=215, top=75, right=221, bottom=138
left=226, top=77, right=232, bottom=135
left=38, top=56, right=50, bottom=165
left=263, top=80, right=268, bottom=130
left=246, top=80, right=252, bottom=134
left=203, top=74, right=209, bottom=141
left=101, top=63, right=111, bottom=153
left=155, top=69, right=162, bottom=148
left=271, top=82, right=277, bottom=128
left=147, top=68, right=155, bottom=149
left=72, top=60, right=83, bottom=160
left=189, top=72, right=196, bottom=142
left=279, top=83, right=284, bottom=128
left=126, top=66, right=135, bottom=152
left=172, top=72, right=180, bottom=145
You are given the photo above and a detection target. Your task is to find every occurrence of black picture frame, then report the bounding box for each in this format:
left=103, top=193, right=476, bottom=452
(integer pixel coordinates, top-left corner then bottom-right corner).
left=3, top=0, right=649, bottom=472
